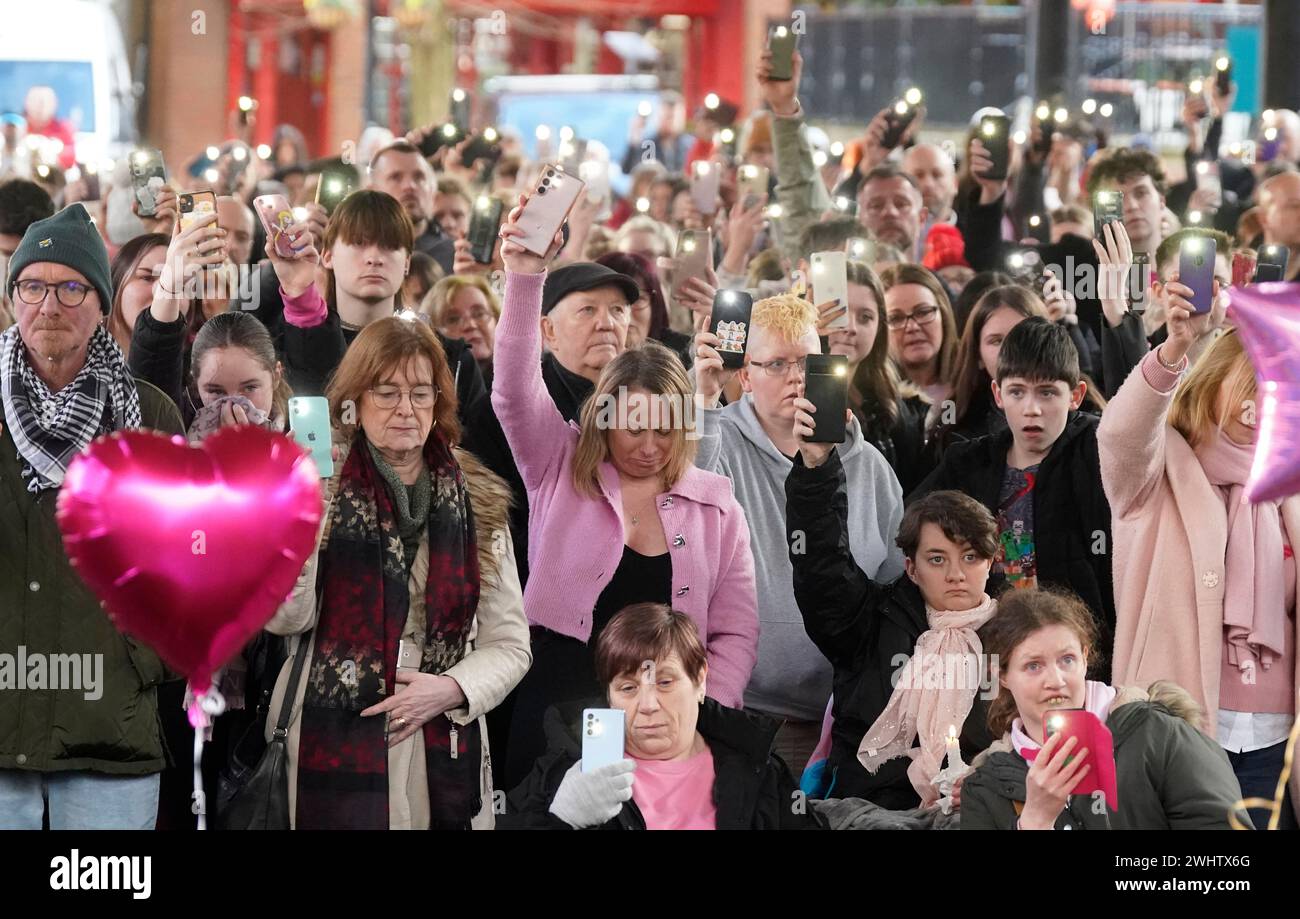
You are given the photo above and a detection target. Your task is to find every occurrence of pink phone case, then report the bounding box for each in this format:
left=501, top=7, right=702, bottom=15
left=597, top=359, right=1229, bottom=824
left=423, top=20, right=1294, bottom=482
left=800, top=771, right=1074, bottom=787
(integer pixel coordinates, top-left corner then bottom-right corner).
left=515, top=166, right=585, bottom=256
left=1044, top=709, right=1118, bottom=810
left=254, top=194, right=296, bottom=258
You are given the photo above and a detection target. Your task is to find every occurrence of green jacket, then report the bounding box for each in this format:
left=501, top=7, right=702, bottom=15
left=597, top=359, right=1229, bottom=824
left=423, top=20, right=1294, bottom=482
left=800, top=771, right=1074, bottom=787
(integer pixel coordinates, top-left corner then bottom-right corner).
left=960, top=684, right=1244, bottom=830
left=772, top=104, right=834, bottom=271
left=0, top=378, right=184, bottom=775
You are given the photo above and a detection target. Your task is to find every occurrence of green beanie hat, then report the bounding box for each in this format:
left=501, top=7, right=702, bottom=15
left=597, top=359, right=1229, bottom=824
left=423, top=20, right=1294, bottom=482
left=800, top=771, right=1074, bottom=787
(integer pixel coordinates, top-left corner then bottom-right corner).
left=6, top=203, right=113, bottom=315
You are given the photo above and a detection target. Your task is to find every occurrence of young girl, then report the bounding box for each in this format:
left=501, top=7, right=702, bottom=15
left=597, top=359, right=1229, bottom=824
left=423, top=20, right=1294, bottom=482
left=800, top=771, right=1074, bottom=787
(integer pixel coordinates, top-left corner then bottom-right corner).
left=186, top=311, right=290, bottom=442
left=961, top=587, right=1244, bottom=830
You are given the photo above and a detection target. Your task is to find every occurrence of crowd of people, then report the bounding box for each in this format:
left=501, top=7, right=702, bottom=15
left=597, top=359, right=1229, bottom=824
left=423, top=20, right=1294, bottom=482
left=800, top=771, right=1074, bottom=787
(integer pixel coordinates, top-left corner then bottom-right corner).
left=0, top=40, right=1297, bottom=833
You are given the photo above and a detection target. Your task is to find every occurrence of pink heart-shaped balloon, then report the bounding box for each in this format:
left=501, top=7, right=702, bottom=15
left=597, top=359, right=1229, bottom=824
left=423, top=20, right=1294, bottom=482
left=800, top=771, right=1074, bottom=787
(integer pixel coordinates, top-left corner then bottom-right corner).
left=57, top=425, right=323, bottom=690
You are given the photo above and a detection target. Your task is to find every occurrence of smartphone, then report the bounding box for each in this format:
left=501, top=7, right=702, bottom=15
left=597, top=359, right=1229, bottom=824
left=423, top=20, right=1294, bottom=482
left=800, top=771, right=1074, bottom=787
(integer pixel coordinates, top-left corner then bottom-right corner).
left=977, top=114, right=1011, bottom=182
left=708, top=289, right=754, bottom=370
left=737, top=164, right=769, bottom=210
left=882, top=91, right=923, bottom=150
left=558, top=137, right=588, bottom=177
left=253, top=194, right=297, bottom=259
left=178, top=190, right=218, bottom=233
left=1186, top=78, right=1210, bottom=120
left=671, top=228, right=713, bottom=302
left=1025, top=212, right=1051, bottom=246
left=449, top=88, right=470, bottom=133
left=1043, top=708, right=1119, bottom=809
left=581, top=708, right=625, bottom=773
left=1214, top=55, right=1233, bottom=97
left=468, top=195, right=504, bottom=265
left=314, top=167, right=357, bottom=215
left=515, top=165, right=585, bottom=256
left=1178, top=235, right=1217, bottom=315
left=810, top=251, right=849, bottom=331
left=1194, top=160, right=1222, bottom=205
left=1034, top=108, right=1054, bottom=157
left=579, top=159, right=610, bottom=207
left=460, top=127, right=502, bottom=169
left=690, top=160, right=721, bottom=216
left=1092, top=189, right=1123, bottom=240
left=845, top=236, right=876, bottom=263
left=1260, top=125, right=1281, bottom=164
left=1255, top=244, right=1289, bottom=283
left=417, top=122, right=464, bottom=159
left=1129, top=253, right=1150, bottom=315
left=767, top=24, right=798, bottom=81
left=1005, top=245, right=1043, bottom=283
left=129, top=148, right=168, bottom=218
left=803, top=354, right=849, bottom=444
left=288, top=396, right=334, bottom=478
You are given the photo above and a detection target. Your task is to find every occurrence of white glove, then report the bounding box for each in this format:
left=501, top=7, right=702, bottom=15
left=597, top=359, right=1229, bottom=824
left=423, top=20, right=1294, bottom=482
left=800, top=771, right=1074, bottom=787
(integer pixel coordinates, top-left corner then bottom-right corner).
left=548, top=759, right=636, bottom=829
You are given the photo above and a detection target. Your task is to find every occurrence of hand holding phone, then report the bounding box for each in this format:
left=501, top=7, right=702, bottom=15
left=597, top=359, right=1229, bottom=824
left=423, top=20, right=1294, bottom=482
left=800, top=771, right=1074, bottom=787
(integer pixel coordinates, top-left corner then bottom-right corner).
left=881, top=89, right=923, bottom=150
left=1092, top=190, right=1123, bottom=240
left=314, top=167, right=357, bottom=215
left=1177, top=235, right=1217, bottom=314
left=129, top=148, right=168, bottom=218
left=737, top=164, right=769, bottom=210
left=1042, top=708, right=1118, bottom=810
left=179, top=190, right=219, bottom=233
left=671, top=229, right=713, bottom=302
left=810, top=251, right=848, bottom=331
left=467, top=195, right=505, bottom=265
left=976, top=114, right=1011, bottom=182
left=691, top=160, right=721, bottom=216
left=1255, top=244, right=1289, bottom=283
left=511, top=166, right=584, bottom=257
left=767, top=24, right=798, bottom=81
left=705, top=288, right=753, bottom=371
left=288, top=396, right=334, bottom=478
left=253, top=194, right=298, bottom=259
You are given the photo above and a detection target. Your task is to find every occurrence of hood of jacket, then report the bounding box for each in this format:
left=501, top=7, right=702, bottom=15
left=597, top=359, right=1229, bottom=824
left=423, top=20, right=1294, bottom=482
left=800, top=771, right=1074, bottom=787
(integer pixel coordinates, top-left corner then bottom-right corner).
left=728, top=392, right=866, bottom=467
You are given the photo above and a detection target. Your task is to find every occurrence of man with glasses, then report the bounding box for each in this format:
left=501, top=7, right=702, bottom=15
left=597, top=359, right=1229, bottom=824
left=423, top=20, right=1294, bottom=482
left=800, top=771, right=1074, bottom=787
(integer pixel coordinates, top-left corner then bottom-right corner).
left=692, top=292, right=906, bottom=771
left=0, top=203, right=183, bottom=829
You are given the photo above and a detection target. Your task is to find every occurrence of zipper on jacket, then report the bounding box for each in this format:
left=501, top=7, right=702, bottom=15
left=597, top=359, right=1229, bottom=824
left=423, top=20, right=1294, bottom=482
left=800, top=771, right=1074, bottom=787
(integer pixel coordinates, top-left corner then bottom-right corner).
left=446, top=713, right=458, bottom=759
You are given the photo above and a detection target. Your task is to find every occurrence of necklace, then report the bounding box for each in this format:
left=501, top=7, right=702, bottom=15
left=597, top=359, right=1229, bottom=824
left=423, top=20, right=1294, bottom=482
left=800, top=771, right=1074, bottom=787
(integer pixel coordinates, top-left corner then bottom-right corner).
left=626, top=491, right=658, bottom=527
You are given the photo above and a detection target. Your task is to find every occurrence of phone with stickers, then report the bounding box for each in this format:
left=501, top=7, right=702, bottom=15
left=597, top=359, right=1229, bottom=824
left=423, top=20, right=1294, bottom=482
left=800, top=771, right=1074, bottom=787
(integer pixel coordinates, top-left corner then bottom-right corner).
left=129, top=148, right=168, bottom=218
left=179, top=190, right=218, bottom=233
left=253, top=194, right=297, bottom=259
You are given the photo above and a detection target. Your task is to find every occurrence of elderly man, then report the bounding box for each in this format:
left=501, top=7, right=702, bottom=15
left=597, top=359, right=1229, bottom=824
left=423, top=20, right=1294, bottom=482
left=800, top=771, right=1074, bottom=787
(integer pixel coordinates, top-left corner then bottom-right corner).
left=0, top=203, right=183, bottom=829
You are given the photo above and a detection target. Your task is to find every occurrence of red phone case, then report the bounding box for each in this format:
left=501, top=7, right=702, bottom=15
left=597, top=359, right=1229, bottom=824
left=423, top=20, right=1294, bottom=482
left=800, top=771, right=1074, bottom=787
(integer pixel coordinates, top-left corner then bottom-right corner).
left=1043, top=709, right=1118, bottom=810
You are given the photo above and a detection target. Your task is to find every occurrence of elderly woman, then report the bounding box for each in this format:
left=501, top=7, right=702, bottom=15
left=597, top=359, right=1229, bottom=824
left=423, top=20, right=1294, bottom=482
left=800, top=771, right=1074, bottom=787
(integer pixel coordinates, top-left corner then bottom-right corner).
left=595, top=250, right=692, bottom=367
left=510, top=604, right=819, bottom=830
left=493, top=200, right=759, bottom=789
left=421, top=274, right=499, bottom=381
left=264, top=315, right=531, bottom=829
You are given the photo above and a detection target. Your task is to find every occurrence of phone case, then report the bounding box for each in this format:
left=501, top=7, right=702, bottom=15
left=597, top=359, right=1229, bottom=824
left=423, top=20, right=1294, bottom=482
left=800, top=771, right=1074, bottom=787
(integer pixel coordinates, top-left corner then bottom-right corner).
left=515, top=166, right=585, bottom=256
left=315, top=169, right=356, bottom=214
left=1092, top=190, right=1123, bottom=240
left=804, top=354, right=848, bottom=444
left=882, top=103, right=918, bottom=150
left=1255, top=245, right=1289, bottom=283
left=709, top=289, right=754, bottom=370
left=253, top=194, right=296, bottom=258
left=581, top=708, right=625, bottom=773
left=811, top=251, right=849, bottom=331
left=129, top=149, right=168, bottom=218
left=738, top=164, right=769, bottom=209
left=767, top=25, right=797, bottom=81
left=178, top=191, right=218, bottom=233
left=1025, top=213, right=1051, bottom=245
left=1215, top=58, right=1233, bottom=96
left=1042, top=708, right=1119, bottom=810
left=468, top=196, right=505, bottom=265
left=1128, top=254, right=1151, bottom=315
left=288, top=396, right=334, bottom=478
left=845, top=237, right=876, bottom=263
left=1232, top=251, right=1257, bottom=289
left=672, top=228, right=713, bottom=301
left=1178, top=237, right=1217, bottom=314
left=691, top=161, right=720, bottom=215
left=978, top=115, right=1011, bottom=181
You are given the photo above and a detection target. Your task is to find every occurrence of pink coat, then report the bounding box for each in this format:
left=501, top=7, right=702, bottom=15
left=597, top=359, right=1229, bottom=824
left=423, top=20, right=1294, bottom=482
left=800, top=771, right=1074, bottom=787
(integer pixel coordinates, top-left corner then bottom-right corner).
left=1098, top=351, right=1300, bottom=739
left=490, top=270, right=758, bottom=707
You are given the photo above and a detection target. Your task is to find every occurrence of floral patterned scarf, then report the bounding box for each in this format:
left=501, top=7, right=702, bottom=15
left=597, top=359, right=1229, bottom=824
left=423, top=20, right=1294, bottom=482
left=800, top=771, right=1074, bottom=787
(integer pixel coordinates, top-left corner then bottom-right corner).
left=295, top=432, right=482, bottom=829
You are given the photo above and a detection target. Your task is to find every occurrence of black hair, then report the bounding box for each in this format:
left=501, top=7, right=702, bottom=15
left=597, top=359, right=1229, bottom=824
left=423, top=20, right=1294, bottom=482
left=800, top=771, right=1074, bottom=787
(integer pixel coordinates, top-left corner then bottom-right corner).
left=0, top=178, right=55, bottom=237
left=995, top=315, right=1080, bottom=387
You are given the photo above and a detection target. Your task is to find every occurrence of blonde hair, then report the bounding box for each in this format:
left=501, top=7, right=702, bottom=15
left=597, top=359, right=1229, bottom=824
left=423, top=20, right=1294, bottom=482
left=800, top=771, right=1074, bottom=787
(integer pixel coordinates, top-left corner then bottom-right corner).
left=420, top=274, right=500, bottom=328
left=572, top=341, right=697, bottom=499
left=750, top=293, right=819, bottom=345
left=1168, top=329, right=1256, bottom=449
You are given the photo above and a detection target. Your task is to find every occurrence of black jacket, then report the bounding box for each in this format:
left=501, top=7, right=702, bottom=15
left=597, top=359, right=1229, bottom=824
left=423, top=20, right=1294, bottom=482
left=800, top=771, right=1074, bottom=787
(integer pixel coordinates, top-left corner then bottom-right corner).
left=786, top=449, right=995, bottom=808
left=961, top=692, right=1243, bottom=830
left=851, top=384, right=933, bottom=496
left=506, top=698, right=821, bottom=830
left=461, top=352, right=592, bottom=587
left=413, top=223, right=455, bottom=276
left=910, top=411, right=1116, bottom=664
left=954, top=184, right=1008, bottom=275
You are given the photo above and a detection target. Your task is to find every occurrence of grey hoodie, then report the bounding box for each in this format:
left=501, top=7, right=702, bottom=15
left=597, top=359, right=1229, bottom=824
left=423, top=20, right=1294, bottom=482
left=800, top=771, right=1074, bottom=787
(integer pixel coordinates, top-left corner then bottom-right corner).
left=697, top=396, right=906, bottom=721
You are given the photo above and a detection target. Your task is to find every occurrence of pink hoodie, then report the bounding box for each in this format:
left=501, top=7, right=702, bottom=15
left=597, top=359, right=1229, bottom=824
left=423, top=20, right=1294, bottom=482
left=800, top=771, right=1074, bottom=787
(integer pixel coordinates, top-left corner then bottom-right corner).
left=490, top=270, right=758, bottom=706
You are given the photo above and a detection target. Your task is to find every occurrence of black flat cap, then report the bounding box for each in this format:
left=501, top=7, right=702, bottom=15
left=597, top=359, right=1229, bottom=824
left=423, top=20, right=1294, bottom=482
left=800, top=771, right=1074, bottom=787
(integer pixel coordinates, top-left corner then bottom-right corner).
left=541, top=262, right=641, bottom=315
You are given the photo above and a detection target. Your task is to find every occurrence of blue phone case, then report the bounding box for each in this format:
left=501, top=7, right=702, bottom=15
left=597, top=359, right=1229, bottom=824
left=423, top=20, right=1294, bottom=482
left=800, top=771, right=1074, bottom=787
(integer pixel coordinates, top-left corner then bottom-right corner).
left=581, top=708, right=625, bottom=773
left=1178, top=237, right=1217, bottom=314
left=288, top=396, right=334, bottom=478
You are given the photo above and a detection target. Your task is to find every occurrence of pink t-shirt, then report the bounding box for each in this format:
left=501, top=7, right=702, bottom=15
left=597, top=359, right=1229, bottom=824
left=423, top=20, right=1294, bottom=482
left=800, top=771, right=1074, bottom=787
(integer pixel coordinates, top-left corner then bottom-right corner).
left=630, top=748, right=718, bottom=830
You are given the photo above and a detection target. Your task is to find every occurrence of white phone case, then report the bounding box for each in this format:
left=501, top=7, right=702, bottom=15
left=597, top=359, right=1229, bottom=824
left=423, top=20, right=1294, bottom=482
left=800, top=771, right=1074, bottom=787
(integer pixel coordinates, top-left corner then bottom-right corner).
left=811, top=251, right=849, bottom=330
left=581, top=708, right=625, bottom=773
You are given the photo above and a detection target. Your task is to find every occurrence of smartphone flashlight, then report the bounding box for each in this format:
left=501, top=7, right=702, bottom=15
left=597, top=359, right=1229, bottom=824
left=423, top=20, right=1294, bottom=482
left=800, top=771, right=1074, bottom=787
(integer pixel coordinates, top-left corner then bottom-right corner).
left=1196, top=161, right=1210, bottom=176
left=982, top=122, right=996, bottom=137
left=256, top=143, right=272, bottom=159
left=1081, top=98, right=1097, bottom=115
left=723, top=290, right=736, bottom=303
left=1265, top=127, right=1279, bottom=142
left=205, top=145, right=220, bottom=160
left=834, top=196, right=852, bottom=211
left=636, top=197, right=650, bottom=213
left=1047, top=713, right=1066, bottom=735
left=1099, top=103, right=1113, bottom=118
left=452, top=88, right=467, bottom=102
left=484, top=127, right=499, bottom=142
left=1187, top=210, right=1203, bottom=225
left=559, top=125, right=575, bottom=142
left=204, top=167, right=219, bottom=183
left=830, top=141, right=844, bottom=157
left=1028, top=214, right=1042, bottom=228
left=1189, top=79, right=1204, bottom=95
left=720, top=127, right=736, bottom=144
left=441, top=124, right=457, bottom=139
left=834, top=363, right=846, bottom=377
left=766, top=204, right=784, bottom=219
left=894, top=99, right=910, bottom=116
left=682, top=238, right=696, bottom=253
left=904, top=87, right=923, bottom=106
left=1008, top=252, right=1025, bottom=270
left=238, top=96, right=256, bottom=113
left=1013, top=130, right=1027, bottom=145
left=637, top=101, right=652, bottom=118
left=292, top=206, right=308, bottom=222
left=704, top=93, right=720, bottom=110
left=1216, top=56, right=1230, bottom=73
left=1035, top=102, right=1051, bottom=121
left=476, top=195, right=492, bottom=212
left=813, top=151, right=828, bottom=168
left=1053, top=107, right=1069, bottom=124
left=232, top=145, right=247, bottom=162
left=774, top=25, right=788, bottom=38
left=535, top=125, right=551, bottom=142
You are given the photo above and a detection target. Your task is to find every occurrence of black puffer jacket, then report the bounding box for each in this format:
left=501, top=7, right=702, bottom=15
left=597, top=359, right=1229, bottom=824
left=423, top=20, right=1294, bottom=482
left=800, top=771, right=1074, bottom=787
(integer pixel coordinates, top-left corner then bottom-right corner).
left=909, top=411, right=1116, bottom=666
left=506, top=698, right=822, bottom=830
left=786, top=449, right=996, bottom=808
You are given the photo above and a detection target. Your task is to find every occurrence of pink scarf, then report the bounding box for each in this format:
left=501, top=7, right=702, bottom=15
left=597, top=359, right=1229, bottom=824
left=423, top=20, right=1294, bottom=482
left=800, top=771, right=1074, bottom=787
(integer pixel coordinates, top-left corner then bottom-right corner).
left=1196, top=430, right=1289, bottom=673
left=1011, top=681, right=1117, bottom=760
left=858, top=593, right=997, bottom=805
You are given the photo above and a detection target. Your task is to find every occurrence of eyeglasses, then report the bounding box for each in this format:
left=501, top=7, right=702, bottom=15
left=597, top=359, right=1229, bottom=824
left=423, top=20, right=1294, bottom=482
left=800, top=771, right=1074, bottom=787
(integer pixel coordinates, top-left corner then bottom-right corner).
left=441, top=308, right=491, bottom=330
left=747, top=356, right=808, bottom=377
left=885, top=304, right=941, bottom=331
left=631, top=290, right=652, bottom=312
left=369, top=384, right=439, bottom=409
left=15, top=279, right=92, bottom=308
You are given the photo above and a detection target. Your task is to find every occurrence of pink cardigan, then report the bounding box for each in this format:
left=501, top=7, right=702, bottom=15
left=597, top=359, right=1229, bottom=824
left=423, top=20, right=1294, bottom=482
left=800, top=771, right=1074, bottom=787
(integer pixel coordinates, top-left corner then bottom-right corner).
left=1098, top=351, right=1300, bottom=736
left=490, top=269, right=758, bottom=707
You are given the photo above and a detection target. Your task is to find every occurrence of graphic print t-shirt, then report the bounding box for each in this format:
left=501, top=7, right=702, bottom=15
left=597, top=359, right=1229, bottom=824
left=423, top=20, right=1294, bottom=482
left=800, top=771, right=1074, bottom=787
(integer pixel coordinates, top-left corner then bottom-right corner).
left=994, top=463, right=1039, bottom=589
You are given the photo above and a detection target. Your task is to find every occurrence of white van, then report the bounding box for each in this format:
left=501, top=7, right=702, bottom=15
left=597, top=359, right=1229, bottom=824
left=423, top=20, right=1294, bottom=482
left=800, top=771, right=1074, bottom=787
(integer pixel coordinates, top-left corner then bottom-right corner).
left=0, top=0, right=136, bottom=167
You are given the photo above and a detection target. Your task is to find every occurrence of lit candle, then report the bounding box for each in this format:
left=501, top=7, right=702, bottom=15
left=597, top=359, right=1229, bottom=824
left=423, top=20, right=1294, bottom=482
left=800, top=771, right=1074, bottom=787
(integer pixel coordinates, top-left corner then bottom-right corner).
left=945, top=724, right=965, bottom=770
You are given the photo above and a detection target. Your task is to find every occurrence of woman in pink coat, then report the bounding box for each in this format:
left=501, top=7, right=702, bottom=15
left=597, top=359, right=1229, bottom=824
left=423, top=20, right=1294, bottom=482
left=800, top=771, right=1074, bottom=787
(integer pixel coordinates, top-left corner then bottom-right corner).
left=1099, top=292, right=1299, bottom=830
left=492, top=198, right=759, bottom=787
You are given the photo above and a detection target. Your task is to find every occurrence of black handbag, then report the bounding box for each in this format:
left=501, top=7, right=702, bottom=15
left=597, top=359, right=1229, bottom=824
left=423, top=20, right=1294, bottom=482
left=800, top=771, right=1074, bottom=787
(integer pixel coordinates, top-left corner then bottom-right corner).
left=216, top=627, right=313, bottom=830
